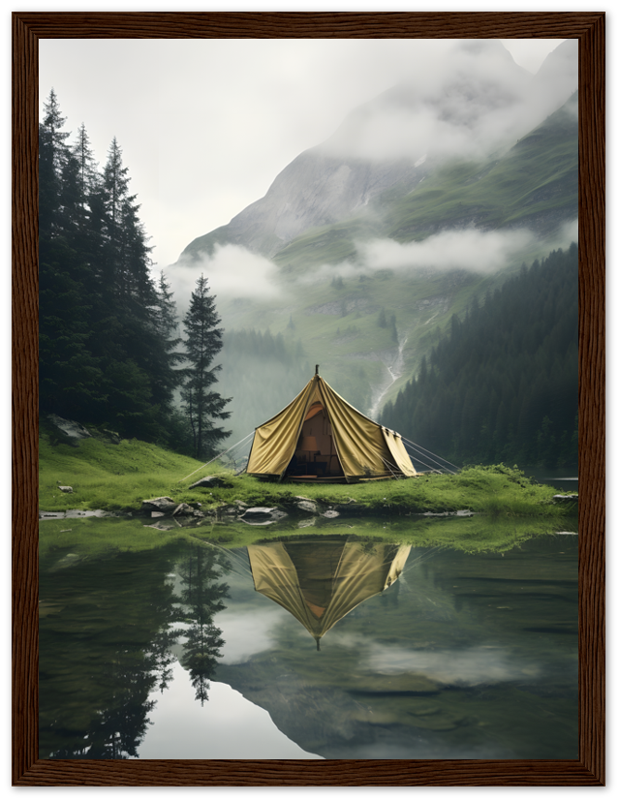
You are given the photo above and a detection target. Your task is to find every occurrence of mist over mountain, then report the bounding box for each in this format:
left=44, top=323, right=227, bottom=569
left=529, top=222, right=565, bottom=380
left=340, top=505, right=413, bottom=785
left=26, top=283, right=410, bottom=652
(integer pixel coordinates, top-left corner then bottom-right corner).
left=178, top=40, right=576, bottom=264
left=166, top=40, right=578, bottom=446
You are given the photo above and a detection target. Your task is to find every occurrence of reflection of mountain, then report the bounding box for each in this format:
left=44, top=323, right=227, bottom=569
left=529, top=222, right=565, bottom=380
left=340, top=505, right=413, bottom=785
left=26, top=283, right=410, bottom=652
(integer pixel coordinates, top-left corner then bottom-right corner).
left=248, top=537, right=411, bottom=649
left=217, top=534, right=578, bottom=759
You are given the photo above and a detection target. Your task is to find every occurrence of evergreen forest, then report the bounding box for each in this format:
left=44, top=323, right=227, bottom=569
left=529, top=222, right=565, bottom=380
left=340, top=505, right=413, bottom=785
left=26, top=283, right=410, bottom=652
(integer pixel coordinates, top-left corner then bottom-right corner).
left=380, top=244, right=578, bottom=468
left=39, top=90, right=230, bottom=458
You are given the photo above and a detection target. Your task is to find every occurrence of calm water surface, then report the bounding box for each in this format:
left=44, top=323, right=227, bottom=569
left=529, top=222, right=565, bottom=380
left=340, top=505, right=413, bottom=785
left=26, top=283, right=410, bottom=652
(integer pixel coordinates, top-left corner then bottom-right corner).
left=39, top=521, right=578, bottom=760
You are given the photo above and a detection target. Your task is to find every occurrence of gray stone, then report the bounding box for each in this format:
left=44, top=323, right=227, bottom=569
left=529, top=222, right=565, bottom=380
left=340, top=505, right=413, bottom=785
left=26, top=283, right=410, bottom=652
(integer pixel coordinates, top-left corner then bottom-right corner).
left=58, top=485, right=73, bottom=493
left=295, top=499, right=318, bottom=514
left=241, top=507, right=288, bottom=524
left=151, top=511, right=165, bottom=518
left=321, top=509, right=340, bottom=519
left=48, top=414, right=92, bottom=440
left=144, top=522, right=174, bottom=531
left=189, top=476, right=232, bottom=489
left=173, top=503, right=194, bottom=516
left=141, top=497, right=177, bottom=514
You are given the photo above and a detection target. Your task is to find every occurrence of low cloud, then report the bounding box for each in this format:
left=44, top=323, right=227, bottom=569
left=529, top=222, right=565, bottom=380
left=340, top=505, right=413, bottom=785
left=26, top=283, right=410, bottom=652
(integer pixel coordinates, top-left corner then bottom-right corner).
left=359, top=228, right=539, bottom=274
left=322, top=40, right=577, bottom=164
left=166, top=244, right=285, bottom=310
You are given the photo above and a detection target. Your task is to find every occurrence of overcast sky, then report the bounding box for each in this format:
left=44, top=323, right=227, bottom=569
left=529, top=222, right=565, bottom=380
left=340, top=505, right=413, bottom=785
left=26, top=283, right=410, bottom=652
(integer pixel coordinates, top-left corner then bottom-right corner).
left=40, top=38, right=565, bottom=270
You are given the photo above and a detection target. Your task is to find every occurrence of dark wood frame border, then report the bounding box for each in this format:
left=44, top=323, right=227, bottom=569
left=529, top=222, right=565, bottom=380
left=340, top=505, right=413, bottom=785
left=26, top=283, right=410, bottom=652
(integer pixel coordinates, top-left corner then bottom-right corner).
left=12, top=11, right=605, bottom=787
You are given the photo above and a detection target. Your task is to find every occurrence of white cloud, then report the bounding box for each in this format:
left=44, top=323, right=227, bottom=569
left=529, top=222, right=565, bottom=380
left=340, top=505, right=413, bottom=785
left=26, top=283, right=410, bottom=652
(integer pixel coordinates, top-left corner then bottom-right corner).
left=167, top=244, right=285, bottom=310
left=321, top=40, right=577, bottom=164
left=360, top=228, right=539, bottom=274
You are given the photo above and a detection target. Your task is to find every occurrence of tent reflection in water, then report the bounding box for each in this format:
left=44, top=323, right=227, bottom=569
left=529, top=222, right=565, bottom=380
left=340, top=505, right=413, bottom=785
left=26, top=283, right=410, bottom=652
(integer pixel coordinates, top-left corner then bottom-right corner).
left=246, top=368, right=416, bottom=482
left=247, top=538, right=412, bottom=650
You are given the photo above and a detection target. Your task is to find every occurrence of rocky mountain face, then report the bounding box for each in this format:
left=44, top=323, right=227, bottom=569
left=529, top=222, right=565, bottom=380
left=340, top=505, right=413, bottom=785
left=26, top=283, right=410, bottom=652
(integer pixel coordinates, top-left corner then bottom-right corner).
left=179, top=40, right=577, bottom=264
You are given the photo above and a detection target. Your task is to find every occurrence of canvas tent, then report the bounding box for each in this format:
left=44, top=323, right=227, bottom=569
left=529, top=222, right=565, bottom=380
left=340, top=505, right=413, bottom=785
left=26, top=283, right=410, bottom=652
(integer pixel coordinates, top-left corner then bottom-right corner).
left=247, top=537, right=412, bottom=649
left=246, top=371, right=416, bottom=482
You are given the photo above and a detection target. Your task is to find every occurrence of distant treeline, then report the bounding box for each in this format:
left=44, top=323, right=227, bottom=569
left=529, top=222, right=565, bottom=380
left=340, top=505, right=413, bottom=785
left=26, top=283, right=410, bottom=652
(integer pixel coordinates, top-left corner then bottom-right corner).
left=380, top=244, right=578, bottom=468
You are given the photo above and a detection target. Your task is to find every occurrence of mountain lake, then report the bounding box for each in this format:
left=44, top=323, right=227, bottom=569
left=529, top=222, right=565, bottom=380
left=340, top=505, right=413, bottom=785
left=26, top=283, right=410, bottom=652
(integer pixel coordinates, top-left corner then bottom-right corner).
left=39, top=508, right=578, bottom=761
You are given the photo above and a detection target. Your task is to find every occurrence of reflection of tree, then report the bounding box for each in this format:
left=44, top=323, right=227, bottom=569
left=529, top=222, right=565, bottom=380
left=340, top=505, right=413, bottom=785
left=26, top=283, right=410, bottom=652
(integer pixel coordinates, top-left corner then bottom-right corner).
left=148, top=624, right=182, bottom=694
left=39, top=544, right=183, bottom=759
left=177, top=546, right=229, bottom=704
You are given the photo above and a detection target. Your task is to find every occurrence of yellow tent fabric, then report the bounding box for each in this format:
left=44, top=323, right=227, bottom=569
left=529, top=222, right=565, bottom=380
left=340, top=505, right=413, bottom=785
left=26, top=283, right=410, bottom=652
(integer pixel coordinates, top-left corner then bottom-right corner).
left=246, top=374, right=416, bottom=481
left=247, top=538, right=412, bottom=646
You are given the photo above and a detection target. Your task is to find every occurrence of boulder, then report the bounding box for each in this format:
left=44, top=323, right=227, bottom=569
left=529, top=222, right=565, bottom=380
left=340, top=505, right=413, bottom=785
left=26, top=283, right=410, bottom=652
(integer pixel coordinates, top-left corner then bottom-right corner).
left=144, top=522, right=174, bottom=531
left=141, top=497, right=177, bottom=514
left=48, top=414, right=91, bottom=440
left=58, top=486, right=73, bottom=493
left=172, top=503, right=194, bottom=516
left=189, top=476, right=232, bottom=490
left=295, top=499, right=319, bottom=514
left=321, top=509, right=340, bottom=519
left=240, top=507, right=288, bottom=525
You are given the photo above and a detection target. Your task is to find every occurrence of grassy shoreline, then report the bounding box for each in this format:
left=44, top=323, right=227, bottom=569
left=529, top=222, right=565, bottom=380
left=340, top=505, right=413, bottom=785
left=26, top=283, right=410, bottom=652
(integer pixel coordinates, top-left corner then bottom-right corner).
left=39, top=433, right=575, bottom=519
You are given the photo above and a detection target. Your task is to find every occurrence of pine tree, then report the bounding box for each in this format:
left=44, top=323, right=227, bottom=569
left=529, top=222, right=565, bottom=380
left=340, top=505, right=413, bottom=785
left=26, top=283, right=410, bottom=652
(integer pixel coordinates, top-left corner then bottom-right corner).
left=150, top=271, right=183, bottom=412
left=39, top=89, right=70, bottom=240
left=181, top=275, right=231, bottom=460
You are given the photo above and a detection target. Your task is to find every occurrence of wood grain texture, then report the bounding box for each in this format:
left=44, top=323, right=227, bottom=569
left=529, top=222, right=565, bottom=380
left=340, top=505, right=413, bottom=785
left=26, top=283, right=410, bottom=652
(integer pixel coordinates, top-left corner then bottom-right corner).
left=12, top=11, right=605, bottom=786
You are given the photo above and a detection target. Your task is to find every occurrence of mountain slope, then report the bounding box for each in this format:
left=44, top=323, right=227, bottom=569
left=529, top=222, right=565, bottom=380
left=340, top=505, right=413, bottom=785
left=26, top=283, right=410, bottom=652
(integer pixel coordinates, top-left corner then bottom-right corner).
left=179, top=40, right=576, bottom=264
left=168, top=42, right=578, bottom=440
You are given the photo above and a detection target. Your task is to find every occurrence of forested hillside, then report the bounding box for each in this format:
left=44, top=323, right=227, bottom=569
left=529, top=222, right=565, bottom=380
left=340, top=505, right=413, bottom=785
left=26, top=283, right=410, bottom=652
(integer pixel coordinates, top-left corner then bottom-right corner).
left=380, top=244, right=578, bottom=468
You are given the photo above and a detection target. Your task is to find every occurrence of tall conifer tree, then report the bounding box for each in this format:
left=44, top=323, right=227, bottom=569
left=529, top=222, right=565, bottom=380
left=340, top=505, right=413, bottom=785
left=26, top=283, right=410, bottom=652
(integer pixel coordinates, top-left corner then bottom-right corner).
left=181, top=275, right=231, bottom=460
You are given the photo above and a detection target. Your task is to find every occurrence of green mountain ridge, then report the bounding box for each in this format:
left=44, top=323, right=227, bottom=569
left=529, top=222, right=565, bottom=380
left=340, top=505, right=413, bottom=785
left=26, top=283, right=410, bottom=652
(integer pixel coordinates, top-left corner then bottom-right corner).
left=171, top=92, right=577, bottom=446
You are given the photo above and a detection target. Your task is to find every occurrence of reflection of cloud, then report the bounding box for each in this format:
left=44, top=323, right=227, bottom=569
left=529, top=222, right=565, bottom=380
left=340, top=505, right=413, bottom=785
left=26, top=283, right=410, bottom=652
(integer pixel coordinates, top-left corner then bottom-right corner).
left=365, top=644, right=541, bottom=685
left=215, top=606, right=286, bottom=664
left=339, top=740, right=515, bottom=760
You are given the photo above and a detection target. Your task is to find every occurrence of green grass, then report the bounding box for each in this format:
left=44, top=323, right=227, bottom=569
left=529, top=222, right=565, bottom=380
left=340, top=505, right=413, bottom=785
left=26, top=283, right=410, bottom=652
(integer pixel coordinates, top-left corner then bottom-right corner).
left=40, top=433, right=571, bottom=521
left=39, top=434, right=206, bottom=512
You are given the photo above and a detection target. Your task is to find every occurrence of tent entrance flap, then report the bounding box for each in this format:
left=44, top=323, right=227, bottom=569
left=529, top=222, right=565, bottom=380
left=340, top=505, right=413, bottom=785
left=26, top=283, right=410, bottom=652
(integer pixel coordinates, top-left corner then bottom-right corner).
left=246, top=373, right=417, bottom=481
left=286, top=400, right=344, bottom=479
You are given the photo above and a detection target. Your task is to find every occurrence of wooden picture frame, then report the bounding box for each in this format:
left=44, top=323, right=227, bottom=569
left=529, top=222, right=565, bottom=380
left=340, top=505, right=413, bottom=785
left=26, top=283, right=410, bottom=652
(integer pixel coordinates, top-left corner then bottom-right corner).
left=12, top=11, right=605, bottom=786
